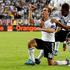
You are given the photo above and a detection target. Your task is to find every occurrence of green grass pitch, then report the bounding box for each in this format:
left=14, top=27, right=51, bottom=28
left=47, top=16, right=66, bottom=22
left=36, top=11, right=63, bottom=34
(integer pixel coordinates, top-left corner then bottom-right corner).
left=0, top=32, right=70, bottom=70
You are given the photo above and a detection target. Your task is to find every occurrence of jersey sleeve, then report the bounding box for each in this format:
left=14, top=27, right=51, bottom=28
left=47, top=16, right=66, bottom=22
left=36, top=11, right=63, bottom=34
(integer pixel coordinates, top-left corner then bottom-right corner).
left=50, top=11, right=60, bottom=21
left=51, top=24, right=56, bottom=29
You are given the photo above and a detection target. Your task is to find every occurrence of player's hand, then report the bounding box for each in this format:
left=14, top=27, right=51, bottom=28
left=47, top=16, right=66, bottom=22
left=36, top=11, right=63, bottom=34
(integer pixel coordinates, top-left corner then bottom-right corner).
left=51, top=19, right=58, bottom=23
left=66, top=26, right=70, bottom=29
left=29, top=4, right=36, bottom=11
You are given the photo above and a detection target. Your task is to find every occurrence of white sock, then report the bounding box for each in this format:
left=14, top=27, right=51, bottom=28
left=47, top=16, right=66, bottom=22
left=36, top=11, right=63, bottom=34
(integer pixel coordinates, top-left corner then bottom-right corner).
left=55, top=42, right=60, bottom=51
left=37, top=50, right=44, bottom=60
left=63, top=41, right=66, bottom=44
left=28, top=48, right=35, bottom=62
left=56, top=60, right=67, bottom=65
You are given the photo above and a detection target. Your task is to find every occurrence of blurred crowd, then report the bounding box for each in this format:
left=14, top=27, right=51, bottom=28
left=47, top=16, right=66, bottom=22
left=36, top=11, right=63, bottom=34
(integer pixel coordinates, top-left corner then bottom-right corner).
left=0, top=0, right=70, bottom=26
left=0, top=0, right=49, bottom=19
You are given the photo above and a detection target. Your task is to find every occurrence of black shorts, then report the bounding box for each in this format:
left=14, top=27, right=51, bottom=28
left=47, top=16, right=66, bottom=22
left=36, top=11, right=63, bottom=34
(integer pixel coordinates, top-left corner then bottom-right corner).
left=55, top=30, right=69, bottom=42
left=34, top=38, right=54, bottom=59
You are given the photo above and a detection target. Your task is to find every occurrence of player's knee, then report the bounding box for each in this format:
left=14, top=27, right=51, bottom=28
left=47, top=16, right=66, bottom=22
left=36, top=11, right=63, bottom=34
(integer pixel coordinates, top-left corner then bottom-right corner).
left=28, top=39, right=37, bottom=48
left=48, top=62, right=56, bottom=66
left=48, top=59, right=55, bottom=66
left=48, top=62, right=53, bottom=66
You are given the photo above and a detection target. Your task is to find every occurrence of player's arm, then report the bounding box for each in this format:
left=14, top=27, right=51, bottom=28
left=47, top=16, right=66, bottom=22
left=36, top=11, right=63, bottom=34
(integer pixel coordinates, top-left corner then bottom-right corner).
left=51, top=19, right=70, bottom=30
left=55, top=27, right=61, bottom=32
left=38, top=28, right=56, bottom=33
left=36, top=20, right=56, bottom=33
left=28, top=7, right=45, bottom=27
left=37, top=23, right=56, bottom=33
left=28, top=4, right=36, bottom=25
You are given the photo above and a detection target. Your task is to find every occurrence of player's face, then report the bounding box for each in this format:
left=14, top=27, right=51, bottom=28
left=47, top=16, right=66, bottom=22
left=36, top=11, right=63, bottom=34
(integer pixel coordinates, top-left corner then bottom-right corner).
left=61, top=8, right=69, bottom=17
left=42, top=8, right=49, bottom=19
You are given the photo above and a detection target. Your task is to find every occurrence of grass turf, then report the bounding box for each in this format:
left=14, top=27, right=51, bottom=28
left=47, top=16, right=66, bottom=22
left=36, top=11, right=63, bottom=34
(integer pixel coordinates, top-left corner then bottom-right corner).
left=0, top=32, right=70, bottom=70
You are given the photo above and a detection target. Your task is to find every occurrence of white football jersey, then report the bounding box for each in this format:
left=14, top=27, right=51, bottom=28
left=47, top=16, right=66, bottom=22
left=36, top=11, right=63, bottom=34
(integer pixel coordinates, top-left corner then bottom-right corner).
left=51, top=11, right=70, bottom=25
left=41, top=19, right=56, bottom=42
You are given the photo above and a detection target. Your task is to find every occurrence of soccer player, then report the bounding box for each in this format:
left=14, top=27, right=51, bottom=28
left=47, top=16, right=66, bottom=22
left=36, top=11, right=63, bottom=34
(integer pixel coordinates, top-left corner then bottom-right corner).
left=52, top=3, right=70, bottom=55
left=35, top=3, right=70, bottom=64
left=35, top=3, right=70, bottom=62
left=25, top=5, right=70, bottom=65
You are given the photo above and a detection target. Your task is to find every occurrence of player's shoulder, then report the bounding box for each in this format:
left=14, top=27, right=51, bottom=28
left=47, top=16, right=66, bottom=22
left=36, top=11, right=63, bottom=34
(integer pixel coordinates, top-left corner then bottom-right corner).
left=45, top=19, right=55, bottom=25
left=50, top=11, right=61, bottom=20
left=51, top=11, right=60, bottom=16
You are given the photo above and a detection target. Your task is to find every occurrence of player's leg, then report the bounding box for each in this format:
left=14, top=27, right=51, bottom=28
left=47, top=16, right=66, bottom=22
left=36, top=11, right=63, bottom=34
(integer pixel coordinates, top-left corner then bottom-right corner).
left=63, top=31, right=69, bottom=51
left=44, top=42, right=69, bottom=65
left=36, top=50, right=44, bottom=60
left=55, top=32, right=70, bottom=66
left=47, top=58, right=69, bottom=65
left=25, top=38, right=44, bottom=65
left=54, top=30, right=67, bottom=55
left=35, top=50, right=44, bottom=64
left=63, top=41, right=67, bottom=51
left=66, top=32, right=70, bottom=52
left=54, top=31, right=61, bottom=55
left=44, top=42, right=55, bottom=65
left=25, top=38, right=37, bottom=65
left=54, top=41, right=60, bottom=55
left=47, top=53, right=69, bottom=65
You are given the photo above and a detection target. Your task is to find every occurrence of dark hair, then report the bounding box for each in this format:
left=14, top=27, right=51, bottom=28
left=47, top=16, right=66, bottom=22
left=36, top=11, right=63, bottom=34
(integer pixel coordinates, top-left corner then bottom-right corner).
left=62, top=3, right=69, bottom=11
left=43, top=5, right=52, bottom=16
